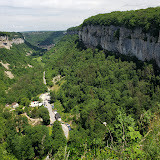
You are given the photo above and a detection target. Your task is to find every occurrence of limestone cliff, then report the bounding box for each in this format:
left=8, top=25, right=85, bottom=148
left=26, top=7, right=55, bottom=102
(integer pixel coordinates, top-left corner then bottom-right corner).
left=79, top=25, right=160, bottom=67
left=67, top=30, right=79, bottom=35
left=0, top=36, right=24, bottom=49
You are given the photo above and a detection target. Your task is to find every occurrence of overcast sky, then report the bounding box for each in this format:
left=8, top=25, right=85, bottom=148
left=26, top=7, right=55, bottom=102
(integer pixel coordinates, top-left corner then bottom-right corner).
left=0, top=0, right=159, bottom=32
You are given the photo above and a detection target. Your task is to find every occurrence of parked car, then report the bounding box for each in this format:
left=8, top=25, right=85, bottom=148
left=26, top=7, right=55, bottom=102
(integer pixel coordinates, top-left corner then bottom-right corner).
left=68, top=126, right=72, bottom=131
left=65, top=123, right=71, bottom=131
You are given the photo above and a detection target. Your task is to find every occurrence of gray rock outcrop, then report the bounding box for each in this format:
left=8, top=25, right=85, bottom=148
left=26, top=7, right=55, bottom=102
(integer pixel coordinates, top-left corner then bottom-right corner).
left=79, top=25, right=160, bottom=67
left=0, top=36, right=24, bottom=49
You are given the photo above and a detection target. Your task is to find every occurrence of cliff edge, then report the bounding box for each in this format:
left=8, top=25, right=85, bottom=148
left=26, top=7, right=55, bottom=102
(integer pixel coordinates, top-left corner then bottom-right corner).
left=0, top=32, right=24, bottom=49
left=79, top=25, right=160, bottom=67
left=75, top=7, right=160, bottom=67
left=0, top=36, right=24, bottom=49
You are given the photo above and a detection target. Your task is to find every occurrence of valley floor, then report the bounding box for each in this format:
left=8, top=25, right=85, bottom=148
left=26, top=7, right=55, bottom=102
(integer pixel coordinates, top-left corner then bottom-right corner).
left=40, top=72, right=69, bottom=139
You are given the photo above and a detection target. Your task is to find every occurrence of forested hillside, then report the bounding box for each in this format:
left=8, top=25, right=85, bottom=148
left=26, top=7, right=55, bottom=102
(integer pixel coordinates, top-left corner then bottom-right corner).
left=43, top=35, right=160, bottom=159
left=0, top=32, right=23, bottom=39
left=0, top=32, right=69, bottom=160
left=22, top=31, right=64, bottom=49
left=1, top=6, right=160, bottom=159
left=68, top=7, right=160, bottom=37
left=0, top=38, right=47, bottom=105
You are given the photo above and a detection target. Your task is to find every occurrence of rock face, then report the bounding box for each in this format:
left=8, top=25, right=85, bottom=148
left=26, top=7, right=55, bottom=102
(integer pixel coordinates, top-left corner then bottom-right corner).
left=79, top=25, right=160, bottom=67
left=67, top=30, right=79, bottom=35
left=0, top=36, right=24, bottom=49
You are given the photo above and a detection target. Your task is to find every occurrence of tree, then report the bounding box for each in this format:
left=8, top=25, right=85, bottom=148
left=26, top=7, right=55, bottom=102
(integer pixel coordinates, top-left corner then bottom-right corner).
left=25, top=125, right=52, bottom=158
left=0, top=116, right=6, bottom=142
left=15, top=105, right=24, bottom=115
left=21, top=136, right=35, bottom=160
left=50, top=91, right=57, bottom=103
left=14, top=115, right=28, bottom=133
left=20, top=97, right=30, bottom=107
left=38, top=107, right=50, bottom=125
left=52, top=121, right=67, bottom=155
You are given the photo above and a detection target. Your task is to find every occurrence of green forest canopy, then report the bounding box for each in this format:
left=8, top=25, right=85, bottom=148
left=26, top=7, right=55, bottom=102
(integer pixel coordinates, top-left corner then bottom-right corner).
left=43, top=35, right=160, bottom=159
left=68, top=7, right=160, bottom=37
left=1, top=7, right=160, bottom=158
left=0, top=32, right=23, bottom=39
left=0, top=33, right=47, bottom=104
left=22, top=31, right=64, bottom=46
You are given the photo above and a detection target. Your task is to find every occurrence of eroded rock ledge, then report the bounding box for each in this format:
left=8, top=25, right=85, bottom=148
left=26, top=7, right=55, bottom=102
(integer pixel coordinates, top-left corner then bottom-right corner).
left=0, top=36, right=24, bottom=49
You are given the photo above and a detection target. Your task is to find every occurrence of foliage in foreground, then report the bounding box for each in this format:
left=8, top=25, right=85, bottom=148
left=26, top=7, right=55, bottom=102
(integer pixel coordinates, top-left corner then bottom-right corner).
left=0, top=104, right=67, bottom=160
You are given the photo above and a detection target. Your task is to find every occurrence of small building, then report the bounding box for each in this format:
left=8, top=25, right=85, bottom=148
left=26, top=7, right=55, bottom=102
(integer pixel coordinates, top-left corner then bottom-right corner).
left=12, top=102, right=19, bottom=108
left=30, top=101, right=39, bottom=107
left=38, top=103, right=43, bottom=106
left=30, top=101, right=43, bottom=107
left=55, top=113, right=61, bottom=121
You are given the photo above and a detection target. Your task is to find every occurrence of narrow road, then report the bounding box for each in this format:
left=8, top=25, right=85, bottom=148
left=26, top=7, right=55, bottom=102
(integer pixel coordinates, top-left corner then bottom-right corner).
left=41, top=71, right=69, bottom=139
left=62, top=124, right=69, bottom=139
left=39, top=93, right=56, bottom=124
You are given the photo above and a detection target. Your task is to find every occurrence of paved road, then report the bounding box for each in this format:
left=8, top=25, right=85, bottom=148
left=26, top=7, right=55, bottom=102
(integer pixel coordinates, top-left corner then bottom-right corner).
left=40, top=93, right=56, bottom=124
left=41, top=71, right=69, bottom=139
left=40, top=92, right=69, bottom=138
left=62, top=124, right=69, bottom=139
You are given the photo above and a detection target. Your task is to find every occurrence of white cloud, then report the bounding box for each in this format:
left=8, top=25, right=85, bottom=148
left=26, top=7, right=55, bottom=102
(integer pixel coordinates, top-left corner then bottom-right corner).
left=0, top=0, right=159, bottom=31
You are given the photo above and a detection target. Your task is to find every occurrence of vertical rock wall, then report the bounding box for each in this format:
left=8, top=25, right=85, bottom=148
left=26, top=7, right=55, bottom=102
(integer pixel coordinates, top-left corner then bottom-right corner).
left=79, top=25, right=160, bottom=67
left=0, top=36, right=24, bottom=49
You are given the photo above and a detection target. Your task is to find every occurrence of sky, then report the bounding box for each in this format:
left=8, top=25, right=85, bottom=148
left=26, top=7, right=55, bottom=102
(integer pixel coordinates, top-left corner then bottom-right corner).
left=0, top=0, right=160, bottom=32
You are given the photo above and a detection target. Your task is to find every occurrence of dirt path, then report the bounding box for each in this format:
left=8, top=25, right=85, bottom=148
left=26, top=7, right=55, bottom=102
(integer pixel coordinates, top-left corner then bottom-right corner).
left=22, top=113, right=42, bottom=126
left=5, top=71, right=14, bottom=79
left=0, top=61, right=10, bottom=70
left=43, top=71, right=47, bottom=85
left=62, top=124, right=69, bottom=139
left=39, top=93, right=55, bottom=124
left=0, top=61, right=14, bottom=79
